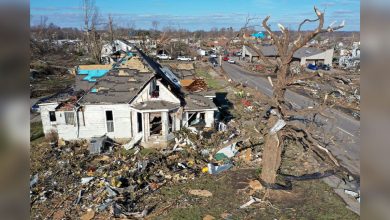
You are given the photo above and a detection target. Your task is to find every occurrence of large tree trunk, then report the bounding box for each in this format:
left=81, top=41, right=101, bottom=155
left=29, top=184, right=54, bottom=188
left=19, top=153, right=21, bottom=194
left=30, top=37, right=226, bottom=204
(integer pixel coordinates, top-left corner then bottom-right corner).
left=260, top=115, right=282, bottom=184
left=260, top=64, right=288, bottom=184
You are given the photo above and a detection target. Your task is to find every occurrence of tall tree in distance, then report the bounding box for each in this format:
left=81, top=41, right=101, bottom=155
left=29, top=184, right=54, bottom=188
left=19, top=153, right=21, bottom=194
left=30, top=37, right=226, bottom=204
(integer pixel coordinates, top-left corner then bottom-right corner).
left=82, top=0, right=103, bottom=63
left=108, top=14, right=115, bottom=43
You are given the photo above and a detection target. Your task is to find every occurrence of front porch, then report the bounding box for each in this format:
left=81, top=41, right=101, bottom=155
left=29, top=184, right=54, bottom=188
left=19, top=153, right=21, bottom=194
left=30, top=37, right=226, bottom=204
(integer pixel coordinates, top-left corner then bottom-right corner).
left=131, top=101, right=181, bottom=148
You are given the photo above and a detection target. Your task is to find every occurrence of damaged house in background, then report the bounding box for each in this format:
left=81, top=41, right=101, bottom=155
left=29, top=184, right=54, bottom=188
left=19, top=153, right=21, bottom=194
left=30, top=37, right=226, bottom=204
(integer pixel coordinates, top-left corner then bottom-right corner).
left=242, top=45, right=334, bottom=66
left=100, top=39, right=133, bottom=64
left=39, top=47, right=218, bottom=147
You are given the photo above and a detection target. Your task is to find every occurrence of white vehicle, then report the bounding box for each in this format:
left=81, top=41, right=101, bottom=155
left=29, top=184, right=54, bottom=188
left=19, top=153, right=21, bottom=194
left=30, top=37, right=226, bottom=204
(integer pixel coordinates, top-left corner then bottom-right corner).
left=156, top=54, right=172, bottom=60
left=210, top=54, right=217, bottom=58
left=177, top=56, right=192, bottom=61
left=227, top=59, right=236, bottom=64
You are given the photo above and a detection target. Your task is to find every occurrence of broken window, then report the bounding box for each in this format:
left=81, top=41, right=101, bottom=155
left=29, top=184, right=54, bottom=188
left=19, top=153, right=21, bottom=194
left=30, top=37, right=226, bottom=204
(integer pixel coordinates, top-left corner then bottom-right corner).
left=200, top=112, right=205, bottom=120
left=49, top=111, right=56, bottom=122
left=106, top=111, right=114, bottom=132
left=150, top=80, right=160, bottom=98
left=188, top=112, right=206, bottom=127
left=150, top=113, right=162, bottom=135
left=188, top=112, right=197, bottom=126
left=64, top=112, right=75, bottom=125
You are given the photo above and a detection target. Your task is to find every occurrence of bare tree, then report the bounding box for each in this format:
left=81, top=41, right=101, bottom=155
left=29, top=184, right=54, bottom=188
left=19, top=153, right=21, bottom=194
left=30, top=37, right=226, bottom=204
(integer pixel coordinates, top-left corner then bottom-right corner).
left=82, top=0, right=103, bottom=63
left=152, top=20, right=159, bottom=32
left=236, top=7, right=344, bottom=185
left=108, top=14, right=115, bottom=43
left=36, top=16, right=48, bottom=40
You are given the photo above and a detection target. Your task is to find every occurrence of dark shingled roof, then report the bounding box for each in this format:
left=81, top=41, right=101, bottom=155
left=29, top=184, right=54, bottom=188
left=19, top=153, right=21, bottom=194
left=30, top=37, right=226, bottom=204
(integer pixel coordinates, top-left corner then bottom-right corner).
left=259, top=45, right=278, bottom=57
left=244, top=45, right=277, bottom=57
left=132, top=101, right=180, bottom=111
left=79, top=69, right=154, bottom=104
left=75, top=74, right=94, bottom=91
left=184, top=94, right=217, bottom=111
left=293, top=47, right=324, bottom=58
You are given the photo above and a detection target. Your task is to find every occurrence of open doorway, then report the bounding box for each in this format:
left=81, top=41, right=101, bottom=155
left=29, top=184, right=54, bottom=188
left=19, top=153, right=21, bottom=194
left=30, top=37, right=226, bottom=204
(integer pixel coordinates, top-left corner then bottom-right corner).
left=150, top=113, right=162, bottom=135
left=137, top=112, right=143, bottom=133
left=168, top=113, right=173, bottom=133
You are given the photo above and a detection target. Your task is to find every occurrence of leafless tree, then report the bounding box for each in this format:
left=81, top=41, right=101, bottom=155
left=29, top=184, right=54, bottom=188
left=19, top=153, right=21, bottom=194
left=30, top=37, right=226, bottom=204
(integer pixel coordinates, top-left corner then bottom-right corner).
left=82, top=0, right=103, bottom=63
left=235, top=6, right=344, bottom=185
left=108, top=14, right=115, bottom=43
left=36, top=16, right=49, bottom=40
left=152, top=20, right=159, bottom=32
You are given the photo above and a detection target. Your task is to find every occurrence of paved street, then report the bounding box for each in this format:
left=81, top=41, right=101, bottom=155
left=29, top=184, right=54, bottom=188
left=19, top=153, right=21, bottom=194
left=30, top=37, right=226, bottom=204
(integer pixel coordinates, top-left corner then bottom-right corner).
left=222, top=62, right=360, bottom=176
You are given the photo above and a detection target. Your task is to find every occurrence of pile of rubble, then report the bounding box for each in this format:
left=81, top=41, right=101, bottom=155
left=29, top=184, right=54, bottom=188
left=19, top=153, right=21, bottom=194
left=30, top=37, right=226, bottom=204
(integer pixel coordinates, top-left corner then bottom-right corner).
left=289, top=69, right=360, bottom=119
left=181, top=78, right=208, bottom=92
left=30, top=120, right=266, bottom=219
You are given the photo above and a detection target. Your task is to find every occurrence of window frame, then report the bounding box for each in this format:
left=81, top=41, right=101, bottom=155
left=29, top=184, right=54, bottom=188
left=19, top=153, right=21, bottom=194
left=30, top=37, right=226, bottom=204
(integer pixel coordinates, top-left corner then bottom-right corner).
left=49, top=111, right=56, bottom=122
left=64, top=111, right=75, bottom=125
left=105, top=110, right=114, bottom=133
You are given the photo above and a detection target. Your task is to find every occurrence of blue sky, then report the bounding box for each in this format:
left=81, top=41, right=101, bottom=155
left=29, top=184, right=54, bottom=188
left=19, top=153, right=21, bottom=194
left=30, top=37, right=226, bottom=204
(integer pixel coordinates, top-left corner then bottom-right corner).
left=30, top=0, right=360, bottom=31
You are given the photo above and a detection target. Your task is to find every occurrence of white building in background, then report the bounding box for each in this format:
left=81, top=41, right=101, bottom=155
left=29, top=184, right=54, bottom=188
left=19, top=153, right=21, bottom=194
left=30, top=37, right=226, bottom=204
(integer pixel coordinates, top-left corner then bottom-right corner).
left=101, top=40, right=133, bottom=63
left=242, top=45, right=334, bottom=66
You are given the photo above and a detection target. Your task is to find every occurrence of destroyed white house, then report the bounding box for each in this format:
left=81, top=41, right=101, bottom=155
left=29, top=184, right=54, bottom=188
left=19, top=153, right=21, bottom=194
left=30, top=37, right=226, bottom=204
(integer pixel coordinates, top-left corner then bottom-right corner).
left=101, top=40, right=133, bottom=64
left=39, top=47, right=218, bottom=147
left=242, top=45, right=334, bottom=66
left=338, top=41, right=360, bottom=69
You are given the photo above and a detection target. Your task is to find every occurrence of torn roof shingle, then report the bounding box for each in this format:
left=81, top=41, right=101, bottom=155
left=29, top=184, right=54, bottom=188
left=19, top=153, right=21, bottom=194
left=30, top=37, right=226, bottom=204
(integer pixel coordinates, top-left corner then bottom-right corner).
left=184, top=94, right=217, bottom=111
left=118, top=56, right=151, bottom=73
left=79, top=69, right=154, bottom=104
left=132, top=101, right=180, bottom=111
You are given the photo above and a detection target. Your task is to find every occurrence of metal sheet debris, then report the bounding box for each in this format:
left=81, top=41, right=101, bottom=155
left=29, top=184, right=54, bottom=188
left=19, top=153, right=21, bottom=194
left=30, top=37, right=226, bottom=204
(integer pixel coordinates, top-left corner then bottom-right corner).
left=270, top=119, right=286, bottom=134
left=207, top=163, right=233, bottom=175
left=123, top=134, right=143, bottom=150
left=239, top=196, right=262, bottom=209
left=215, top=143, right=238, bottom=161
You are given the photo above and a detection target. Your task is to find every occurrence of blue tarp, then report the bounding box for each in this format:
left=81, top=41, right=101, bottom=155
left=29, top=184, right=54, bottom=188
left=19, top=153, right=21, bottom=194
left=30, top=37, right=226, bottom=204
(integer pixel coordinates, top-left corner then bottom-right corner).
left=251, top=32, right=266, bottom=39
left=78, top=69, right=110, bottom=82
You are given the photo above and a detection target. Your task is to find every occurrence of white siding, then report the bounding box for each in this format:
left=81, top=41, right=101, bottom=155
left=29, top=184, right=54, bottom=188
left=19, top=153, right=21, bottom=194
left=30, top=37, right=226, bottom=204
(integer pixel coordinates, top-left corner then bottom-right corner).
left=301, top=48, right=334, bottom=66
left=39, top=103, right=59, bottom=135
left=132, top=80, right=180, bottom=105
left=51, top=104, right=132, bottom=141
left=101, top=40, right=132, bottom=59
left=205, top=110, right=215, bottom=127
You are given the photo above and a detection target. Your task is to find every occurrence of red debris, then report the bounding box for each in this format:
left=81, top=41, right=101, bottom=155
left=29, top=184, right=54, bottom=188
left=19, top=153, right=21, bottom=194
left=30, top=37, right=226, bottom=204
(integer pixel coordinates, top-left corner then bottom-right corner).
left=241, top=99, right=252, bottom=107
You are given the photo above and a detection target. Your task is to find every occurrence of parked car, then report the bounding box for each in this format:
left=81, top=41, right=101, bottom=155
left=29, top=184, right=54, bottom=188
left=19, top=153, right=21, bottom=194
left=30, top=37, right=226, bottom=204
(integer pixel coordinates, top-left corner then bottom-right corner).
left=223, top=56, right=229, bottom=61
left=31, top=103, right=41, bottom=113
left=156, top=54, right=172, bottom=60
left=227, top=59, right=236, bottom=64
left=209, top=57, right=218, bottom=67
left=307, top=63, right=318, bottom=70
left=177, top=56, right=192, bottom=61
left=318, top=64, right=330, bottom=71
